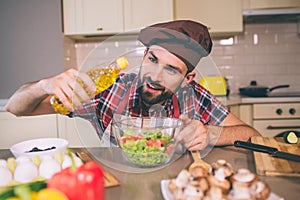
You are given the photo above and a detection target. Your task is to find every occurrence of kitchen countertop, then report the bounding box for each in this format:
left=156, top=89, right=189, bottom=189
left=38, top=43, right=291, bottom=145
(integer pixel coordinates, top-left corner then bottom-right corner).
left=236, top=95, right=300, bottom=104
left=220, top=94, right=300, bottom=106
left=1, top=146, right=299, bottom=200
left=2, top=95, right=300, bottom=112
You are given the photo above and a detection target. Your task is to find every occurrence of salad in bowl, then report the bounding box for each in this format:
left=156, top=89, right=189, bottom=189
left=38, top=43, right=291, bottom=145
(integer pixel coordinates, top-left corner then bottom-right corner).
left=112, top=115, right=185, bottom=167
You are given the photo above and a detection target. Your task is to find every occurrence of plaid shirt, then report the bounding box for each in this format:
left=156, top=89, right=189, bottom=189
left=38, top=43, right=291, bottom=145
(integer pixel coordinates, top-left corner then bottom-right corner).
left=74, top=73, right=229, bottom=139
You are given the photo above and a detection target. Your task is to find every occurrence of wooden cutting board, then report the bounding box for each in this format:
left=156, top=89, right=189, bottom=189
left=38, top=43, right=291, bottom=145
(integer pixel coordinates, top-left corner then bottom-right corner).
left=76, top=151, right=120, bottom=187
left=251, top=136, right=300, bottom=177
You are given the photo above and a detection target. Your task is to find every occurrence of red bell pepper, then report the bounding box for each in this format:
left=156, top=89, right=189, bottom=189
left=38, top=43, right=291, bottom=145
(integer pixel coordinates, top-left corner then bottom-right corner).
left=47, top=160, right=105, bottom=200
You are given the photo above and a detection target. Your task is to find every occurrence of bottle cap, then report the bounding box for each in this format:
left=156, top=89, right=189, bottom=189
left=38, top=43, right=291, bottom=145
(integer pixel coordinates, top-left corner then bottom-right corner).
left=116, top=56, right=129, bottom=70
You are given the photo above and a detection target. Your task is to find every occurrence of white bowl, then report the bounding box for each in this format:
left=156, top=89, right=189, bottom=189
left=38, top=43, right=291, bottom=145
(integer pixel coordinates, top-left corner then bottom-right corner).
left=10, top=138, right=69, bottom=158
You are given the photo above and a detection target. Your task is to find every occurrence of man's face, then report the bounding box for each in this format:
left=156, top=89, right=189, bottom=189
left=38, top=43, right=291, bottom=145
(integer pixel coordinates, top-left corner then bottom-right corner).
left=138, top=46, right=189, bottom=106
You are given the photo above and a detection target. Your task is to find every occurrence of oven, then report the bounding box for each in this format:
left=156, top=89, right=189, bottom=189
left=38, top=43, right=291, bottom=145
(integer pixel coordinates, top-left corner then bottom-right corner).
left=252, top=102, right=300, bottom=137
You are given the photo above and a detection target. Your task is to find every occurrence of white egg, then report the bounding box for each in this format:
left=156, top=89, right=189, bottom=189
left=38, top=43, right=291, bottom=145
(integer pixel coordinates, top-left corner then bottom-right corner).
left=62, top=155, right=83, bottom=169
left=14, top=162, right=38, bottom=183
left=0, top=159, right=7, bottom=167
left=61, top=155, right=72, bottom=169
left=0, top=167, right=12, bottom=186
left=39, top=157, right=61, bottom=179
left=16, top=156, right=31, bottom=164
left=74, top=156, right=83, bottom=167
left=69, top=152, right=83, bottom=167
left=40, top=155, right=53, bottom=161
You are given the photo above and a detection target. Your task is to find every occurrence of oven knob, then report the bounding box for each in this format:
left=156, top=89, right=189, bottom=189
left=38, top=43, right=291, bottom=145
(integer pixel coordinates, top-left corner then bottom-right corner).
left=289, top=108, right=296, bottom=115
left=276, top=108, right=282, bottom=115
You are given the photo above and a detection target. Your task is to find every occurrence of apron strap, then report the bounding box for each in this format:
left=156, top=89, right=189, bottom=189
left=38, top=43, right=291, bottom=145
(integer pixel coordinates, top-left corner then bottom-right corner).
left=110, top=80, right=134, bottom=144
left=115, top=76, right=138, bottom=115
left=172, top=95, right=181, bottom=118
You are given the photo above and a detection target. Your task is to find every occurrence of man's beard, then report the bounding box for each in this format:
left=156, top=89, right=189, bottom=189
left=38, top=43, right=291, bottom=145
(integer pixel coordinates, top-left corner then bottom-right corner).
left=137, top=76, right=174, bottom=106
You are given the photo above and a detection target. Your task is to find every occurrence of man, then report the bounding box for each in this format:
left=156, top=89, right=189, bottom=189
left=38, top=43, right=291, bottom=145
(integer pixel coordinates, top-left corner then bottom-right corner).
left=5, top=20, right=260, bottom=151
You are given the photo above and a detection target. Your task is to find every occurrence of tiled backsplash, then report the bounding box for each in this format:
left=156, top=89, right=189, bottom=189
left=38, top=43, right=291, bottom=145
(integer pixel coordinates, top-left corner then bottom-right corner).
left=64, top=22, right=300, bottom=94
left=212, top=22, right=300, bottom=94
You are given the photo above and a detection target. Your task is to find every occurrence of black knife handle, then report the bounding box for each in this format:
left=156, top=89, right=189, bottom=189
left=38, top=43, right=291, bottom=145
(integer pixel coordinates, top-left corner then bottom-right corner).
left=234, top=140, right=278, bottom=154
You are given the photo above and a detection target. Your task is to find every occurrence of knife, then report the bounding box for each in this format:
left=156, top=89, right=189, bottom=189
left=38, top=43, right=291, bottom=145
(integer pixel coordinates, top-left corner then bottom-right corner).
left=234, top=140, right=300, bottom=163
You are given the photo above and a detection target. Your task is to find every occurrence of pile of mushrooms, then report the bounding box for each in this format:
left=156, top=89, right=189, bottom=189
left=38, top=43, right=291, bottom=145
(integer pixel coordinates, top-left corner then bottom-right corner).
left=168, top=159, right=270, bottom=200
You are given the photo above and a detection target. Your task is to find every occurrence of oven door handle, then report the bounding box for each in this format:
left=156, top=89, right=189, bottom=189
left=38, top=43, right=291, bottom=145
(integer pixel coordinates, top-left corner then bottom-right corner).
left=267, top=125, right=300, bottom=130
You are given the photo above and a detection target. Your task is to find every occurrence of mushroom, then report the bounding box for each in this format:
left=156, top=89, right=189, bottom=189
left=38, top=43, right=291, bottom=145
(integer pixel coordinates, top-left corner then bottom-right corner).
left=231, top=168, right=258, bottom=187
left=168, top=169, right=191, bottom=193
left=184, top=183, right=204, bottom=200
left=207, top=167, right=231, bottom=194
left=249, top=181, right=271, bottom=200
left=229, top=181, right=254, bottom=200
left=190, top=165, right=209, bottom=179
left=211, top=159, right=234, bottom=178
left=174, top=169, right=191, bottom=188
left=204, top=187, right=226, bottom=200
left=190, top=179, right=210, bottom=194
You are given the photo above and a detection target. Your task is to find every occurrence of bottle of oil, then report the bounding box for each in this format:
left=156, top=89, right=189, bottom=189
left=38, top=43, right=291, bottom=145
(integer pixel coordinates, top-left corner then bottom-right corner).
left=50, top=56, right=129, bottom=114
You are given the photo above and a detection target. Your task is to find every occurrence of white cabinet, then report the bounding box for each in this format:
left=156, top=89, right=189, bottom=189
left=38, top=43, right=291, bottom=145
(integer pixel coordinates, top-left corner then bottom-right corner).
left=228, top=104, right=253, bottom=126
left=57, top=115, right=101, bottom=147
left=63, top=0, right=174, bottom=36
left=0, top=112, right=58, bottom=149
left=228, top=105, right=240, bottom=119
left=239, top=104, right=253, bottom=126
left=123, top=0, right=173, bottom=32
left=63, top=0, right=124, bottom=35
left=0, top=112, right=102, bottom=148
left=174, top=0, right=243, bottom=38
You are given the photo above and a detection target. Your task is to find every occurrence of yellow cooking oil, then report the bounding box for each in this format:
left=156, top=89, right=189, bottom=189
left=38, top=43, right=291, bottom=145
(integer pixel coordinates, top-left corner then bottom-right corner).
left=50, top=56, right=129, bottom=114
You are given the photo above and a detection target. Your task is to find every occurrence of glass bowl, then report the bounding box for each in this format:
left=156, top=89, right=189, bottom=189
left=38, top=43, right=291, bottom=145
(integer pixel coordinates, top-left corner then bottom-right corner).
left=111, top=115, right=185, bottom=168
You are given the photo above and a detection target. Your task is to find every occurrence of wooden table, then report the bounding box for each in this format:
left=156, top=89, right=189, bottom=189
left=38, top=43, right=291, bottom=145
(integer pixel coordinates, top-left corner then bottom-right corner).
left=1, top=146, right=299, bottom=199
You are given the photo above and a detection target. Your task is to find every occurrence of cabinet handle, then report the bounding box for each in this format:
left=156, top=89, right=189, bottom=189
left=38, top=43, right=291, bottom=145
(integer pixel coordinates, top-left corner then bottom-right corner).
left=267, top=125, right=300, bottom=130
left=96, top=27, right=103, bottom=31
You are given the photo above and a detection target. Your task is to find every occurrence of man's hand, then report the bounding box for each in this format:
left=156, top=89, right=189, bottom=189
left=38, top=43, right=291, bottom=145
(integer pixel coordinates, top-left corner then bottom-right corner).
left=40, top=69, right=96, bottom=112
left=175, top=113, right=262, bottom=151
left=175, top=115, right=209, bottom=151
left=5, top=68, right=97, bottom=116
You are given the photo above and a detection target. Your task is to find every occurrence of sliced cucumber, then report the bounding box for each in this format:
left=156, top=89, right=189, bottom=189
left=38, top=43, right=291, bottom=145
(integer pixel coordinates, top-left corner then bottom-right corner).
left=283, top=131, right=299, bottom=144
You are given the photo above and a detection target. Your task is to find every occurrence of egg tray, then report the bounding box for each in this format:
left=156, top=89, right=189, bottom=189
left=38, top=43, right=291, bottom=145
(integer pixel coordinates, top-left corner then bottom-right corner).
left=0, top=151, right=82, bottom=192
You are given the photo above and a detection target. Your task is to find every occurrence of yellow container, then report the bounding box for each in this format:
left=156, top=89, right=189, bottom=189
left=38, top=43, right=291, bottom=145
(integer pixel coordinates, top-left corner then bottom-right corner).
left=199, top=76, right=227, bottom=96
